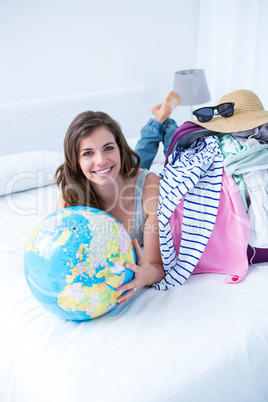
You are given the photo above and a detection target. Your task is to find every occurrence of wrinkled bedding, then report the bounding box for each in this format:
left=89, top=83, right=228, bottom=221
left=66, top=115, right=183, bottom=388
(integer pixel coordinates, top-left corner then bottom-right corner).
left=1, top=184, right=268, bottom=402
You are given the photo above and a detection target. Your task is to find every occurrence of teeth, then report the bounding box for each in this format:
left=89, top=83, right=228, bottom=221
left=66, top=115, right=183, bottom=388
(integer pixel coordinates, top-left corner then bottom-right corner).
left=95, top=167, right=111, bottom=174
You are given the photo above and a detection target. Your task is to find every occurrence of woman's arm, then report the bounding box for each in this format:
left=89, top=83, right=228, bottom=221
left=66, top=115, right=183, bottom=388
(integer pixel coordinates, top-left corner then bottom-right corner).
left=141, top=173, right=164, bottom=284
left=56, top=194, right=65, bottom=210
left=117, top=173, right=165, bottom=305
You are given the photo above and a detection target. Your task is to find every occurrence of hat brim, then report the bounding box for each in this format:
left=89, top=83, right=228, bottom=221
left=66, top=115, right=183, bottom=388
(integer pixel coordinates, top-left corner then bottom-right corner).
left=188, top=110, right=268, bottom=133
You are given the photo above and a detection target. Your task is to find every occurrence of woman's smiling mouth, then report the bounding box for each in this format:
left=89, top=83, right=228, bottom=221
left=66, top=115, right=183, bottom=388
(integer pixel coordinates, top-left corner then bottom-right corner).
left=93, top=166, right=113, bottom=175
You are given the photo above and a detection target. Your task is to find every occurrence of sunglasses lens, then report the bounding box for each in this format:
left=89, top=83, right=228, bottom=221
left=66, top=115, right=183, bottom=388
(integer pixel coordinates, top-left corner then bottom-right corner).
left=218, top=103, right=234, bottom=118
left=195, top=108, right=214, bottom=122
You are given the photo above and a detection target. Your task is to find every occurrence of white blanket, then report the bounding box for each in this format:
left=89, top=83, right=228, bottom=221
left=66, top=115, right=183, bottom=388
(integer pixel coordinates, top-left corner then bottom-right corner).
left=1, top=184, right=268, bottom=402
left=1, top=88, right=268, bottom=402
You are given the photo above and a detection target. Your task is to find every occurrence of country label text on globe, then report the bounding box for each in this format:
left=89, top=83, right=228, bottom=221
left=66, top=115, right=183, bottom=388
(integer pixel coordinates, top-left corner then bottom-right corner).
left=24, top=207, right=135, bottom=320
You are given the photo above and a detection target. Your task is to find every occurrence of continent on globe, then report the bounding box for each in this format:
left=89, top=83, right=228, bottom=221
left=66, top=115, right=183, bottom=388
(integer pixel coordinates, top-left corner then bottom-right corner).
left=24, top=206, right=136, bottom=320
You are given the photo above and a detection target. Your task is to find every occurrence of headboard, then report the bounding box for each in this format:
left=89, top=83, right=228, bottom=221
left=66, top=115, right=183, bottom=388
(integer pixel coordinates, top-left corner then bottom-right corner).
left=0, top=87, right=152, bottom=156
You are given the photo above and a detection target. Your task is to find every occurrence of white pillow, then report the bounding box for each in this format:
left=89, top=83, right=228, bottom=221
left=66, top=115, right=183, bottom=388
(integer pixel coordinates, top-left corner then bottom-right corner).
left=0, top=151, right=64, bottom=196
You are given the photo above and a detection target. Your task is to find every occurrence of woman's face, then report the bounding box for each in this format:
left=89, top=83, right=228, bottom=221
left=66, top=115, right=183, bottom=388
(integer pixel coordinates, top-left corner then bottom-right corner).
left=78, top=126, right=121, bottom=187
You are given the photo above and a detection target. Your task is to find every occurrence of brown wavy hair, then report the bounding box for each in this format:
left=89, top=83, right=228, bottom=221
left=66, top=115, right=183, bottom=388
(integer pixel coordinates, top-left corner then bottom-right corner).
left=55, top=111, right=141, bottom=209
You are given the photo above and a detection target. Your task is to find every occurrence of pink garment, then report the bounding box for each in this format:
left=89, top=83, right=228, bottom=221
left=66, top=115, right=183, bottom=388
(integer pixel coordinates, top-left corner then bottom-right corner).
left=170, top=170, right=250, bottom=283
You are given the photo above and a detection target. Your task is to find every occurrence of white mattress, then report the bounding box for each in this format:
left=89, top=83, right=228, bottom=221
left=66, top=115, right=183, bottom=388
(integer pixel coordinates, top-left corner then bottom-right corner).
left=1, top=184, right=268, bottom=402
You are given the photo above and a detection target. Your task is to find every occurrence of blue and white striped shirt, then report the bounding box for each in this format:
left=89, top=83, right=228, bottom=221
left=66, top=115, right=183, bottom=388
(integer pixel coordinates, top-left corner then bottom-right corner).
left=155, top=135, right=224, bottom=290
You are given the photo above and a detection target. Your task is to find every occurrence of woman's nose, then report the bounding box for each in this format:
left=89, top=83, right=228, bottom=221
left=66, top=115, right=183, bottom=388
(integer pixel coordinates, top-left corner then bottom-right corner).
left=95, top=151, right=106, bottom=165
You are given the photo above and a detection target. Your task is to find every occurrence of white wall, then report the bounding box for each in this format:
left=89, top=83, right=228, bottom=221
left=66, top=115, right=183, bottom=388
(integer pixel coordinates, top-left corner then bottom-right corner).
left=197, top=0, right=268, bottom=108
left=1, top=0, right=268, bottom=124
left=0, top=1, right=198, bottom=100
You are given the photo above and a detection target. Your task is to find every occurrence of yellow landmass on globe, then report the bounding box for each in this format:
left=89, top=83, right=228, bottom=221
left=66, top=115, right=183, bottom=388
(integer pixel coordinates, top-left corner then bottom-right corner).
left=57, top=221, right=134, bottom=319
left=106, top=273, right=125, bottom=289
left=104, top=236, right=135, bottom=266
left=53, top=230, right=72, bottom=248
left=119, top=250, right=135, bottom=265
left=90, top=286, right=116, bottom=319
left=26, top=221, right=43, bottom=252
left=104, top=238, right=120, bottom=260
left=76, top=243, right=86, bottom=260
left=66, top=266, right=80, bottom=284
left=58, top=281, right=117, bottom=318
left=111, top=222, right=120, bottom=237
left=86, top=282, right=107, bottom=295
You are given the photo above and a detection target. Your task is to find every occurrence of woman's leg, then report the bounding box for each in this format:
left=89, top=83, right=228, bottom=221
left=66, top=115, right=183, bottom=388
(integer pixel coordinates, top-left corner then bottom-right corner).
left=151, top=91, right=181, bottom=160
left=152, top=91, right=182, bottom=123
left=163, top=118, right=178, bottom=156
left=135, top=91, right=182, bottom=169
left=135, top=119, right=165, bottom=169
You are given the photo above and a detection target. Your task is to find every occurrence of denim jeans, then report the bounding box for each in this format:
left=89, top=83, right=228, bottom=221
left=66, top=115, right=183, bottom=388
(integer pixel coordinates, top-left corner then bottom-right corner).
left=135, top=118, right=178, bottom=169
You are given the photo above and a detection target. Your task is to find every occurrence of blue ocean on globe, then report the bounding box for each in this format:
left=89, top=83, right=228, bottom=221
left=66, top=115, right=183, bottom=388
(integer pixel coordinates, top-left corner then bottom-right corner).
left=24, top=206, right=135, bottom=321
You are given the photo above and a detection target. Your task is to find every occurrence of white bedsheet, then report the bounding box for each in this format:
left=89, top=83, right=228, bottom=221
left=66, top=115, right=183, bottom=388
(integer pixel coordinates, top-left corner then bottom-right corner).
left=1, top=185, right=268, bottom=402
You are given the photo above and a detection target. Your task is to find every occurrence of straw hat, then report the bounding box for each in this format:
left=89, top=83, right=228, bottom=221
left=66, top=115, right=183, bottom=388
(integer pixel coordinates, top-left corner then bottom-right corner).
left=191, top=89, right=268, bottom=133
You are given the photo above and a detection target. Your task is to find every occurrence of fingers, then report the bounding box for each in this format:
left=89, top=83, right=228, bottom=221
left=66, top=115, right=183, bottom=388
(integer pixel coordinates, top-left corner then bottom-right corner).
left=117, top=277, right=137, bottom=296
left=117, top=239, right=143, bottom=307
left=124, top=239, right=143, bottom=273
left=132, top=238, right=144, bottom=265
left=117, top=277, right=138, bottom=306
left=117, top=287, right=137, bottom=307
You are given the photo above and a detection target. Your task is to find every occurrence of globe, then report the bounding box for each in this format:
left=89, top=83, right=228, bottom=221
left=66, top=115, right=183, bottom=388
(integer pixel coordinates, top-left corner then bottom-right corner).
left=24, top=206, right=135, bottom=321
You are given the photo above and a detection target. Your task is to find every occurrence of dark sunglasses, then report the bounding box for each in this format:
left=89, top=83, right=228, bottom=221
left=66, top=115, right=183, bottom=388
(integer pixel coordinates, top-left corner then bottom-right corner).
left=192, top=102, right=235, bottom=123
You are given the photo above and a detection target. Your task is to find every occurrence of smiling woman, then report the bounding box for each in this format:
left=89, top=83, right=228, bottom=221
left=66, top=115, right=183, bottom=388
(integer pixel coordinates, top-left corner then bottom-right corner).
left=55, top=110, right=165, bottom=305
left=78, top=128, right=121, bottom=187
left=55, top=111, right=141, bottom=210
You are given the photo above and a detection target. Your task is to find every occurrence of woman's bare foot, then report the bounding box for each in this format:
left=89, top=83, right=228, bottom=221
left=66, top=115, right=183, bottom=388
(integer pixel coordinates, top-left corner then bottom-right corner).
left=151, top=103, right=162, bottom=115
left=152, top=91, right=182, bottom=123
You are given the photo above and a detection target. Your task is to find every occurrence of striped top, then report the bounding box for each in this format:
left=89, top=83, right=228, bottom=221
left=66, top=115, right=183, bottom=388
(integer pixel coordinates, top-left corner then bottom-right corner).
left=154, top=135, right=224, bottom=290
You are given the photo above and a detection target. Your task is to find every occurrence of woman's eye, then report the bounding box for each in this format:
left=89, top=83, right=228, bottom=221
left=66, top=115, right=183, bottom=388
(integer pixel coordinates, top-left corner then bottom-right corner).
left=84, top=151, right=93, bottom=156
left=105, top=146, right=114, bottom=151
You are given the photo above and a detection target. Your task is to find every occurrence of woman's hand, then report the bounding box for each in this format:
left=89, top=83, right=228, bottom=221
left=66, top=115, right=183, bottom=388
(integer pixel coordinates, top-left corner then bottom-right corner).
left=116, top=239, right=164, bottom=307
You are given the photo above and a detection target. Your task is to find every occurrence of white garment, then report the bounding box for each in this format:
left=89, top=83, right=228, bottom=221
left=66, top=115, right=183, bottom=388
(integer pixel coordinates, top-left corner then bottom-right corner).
left=243, top=170, right=268, bottom=248
left=232, top=123, right=268, bottom=144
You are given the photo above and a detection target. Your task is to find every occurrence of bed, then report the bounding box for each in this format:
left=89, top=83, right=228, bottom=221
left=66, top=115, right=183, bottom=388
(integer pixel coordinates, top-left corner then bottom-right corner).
left=1, top=87, right=268, bottom=402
